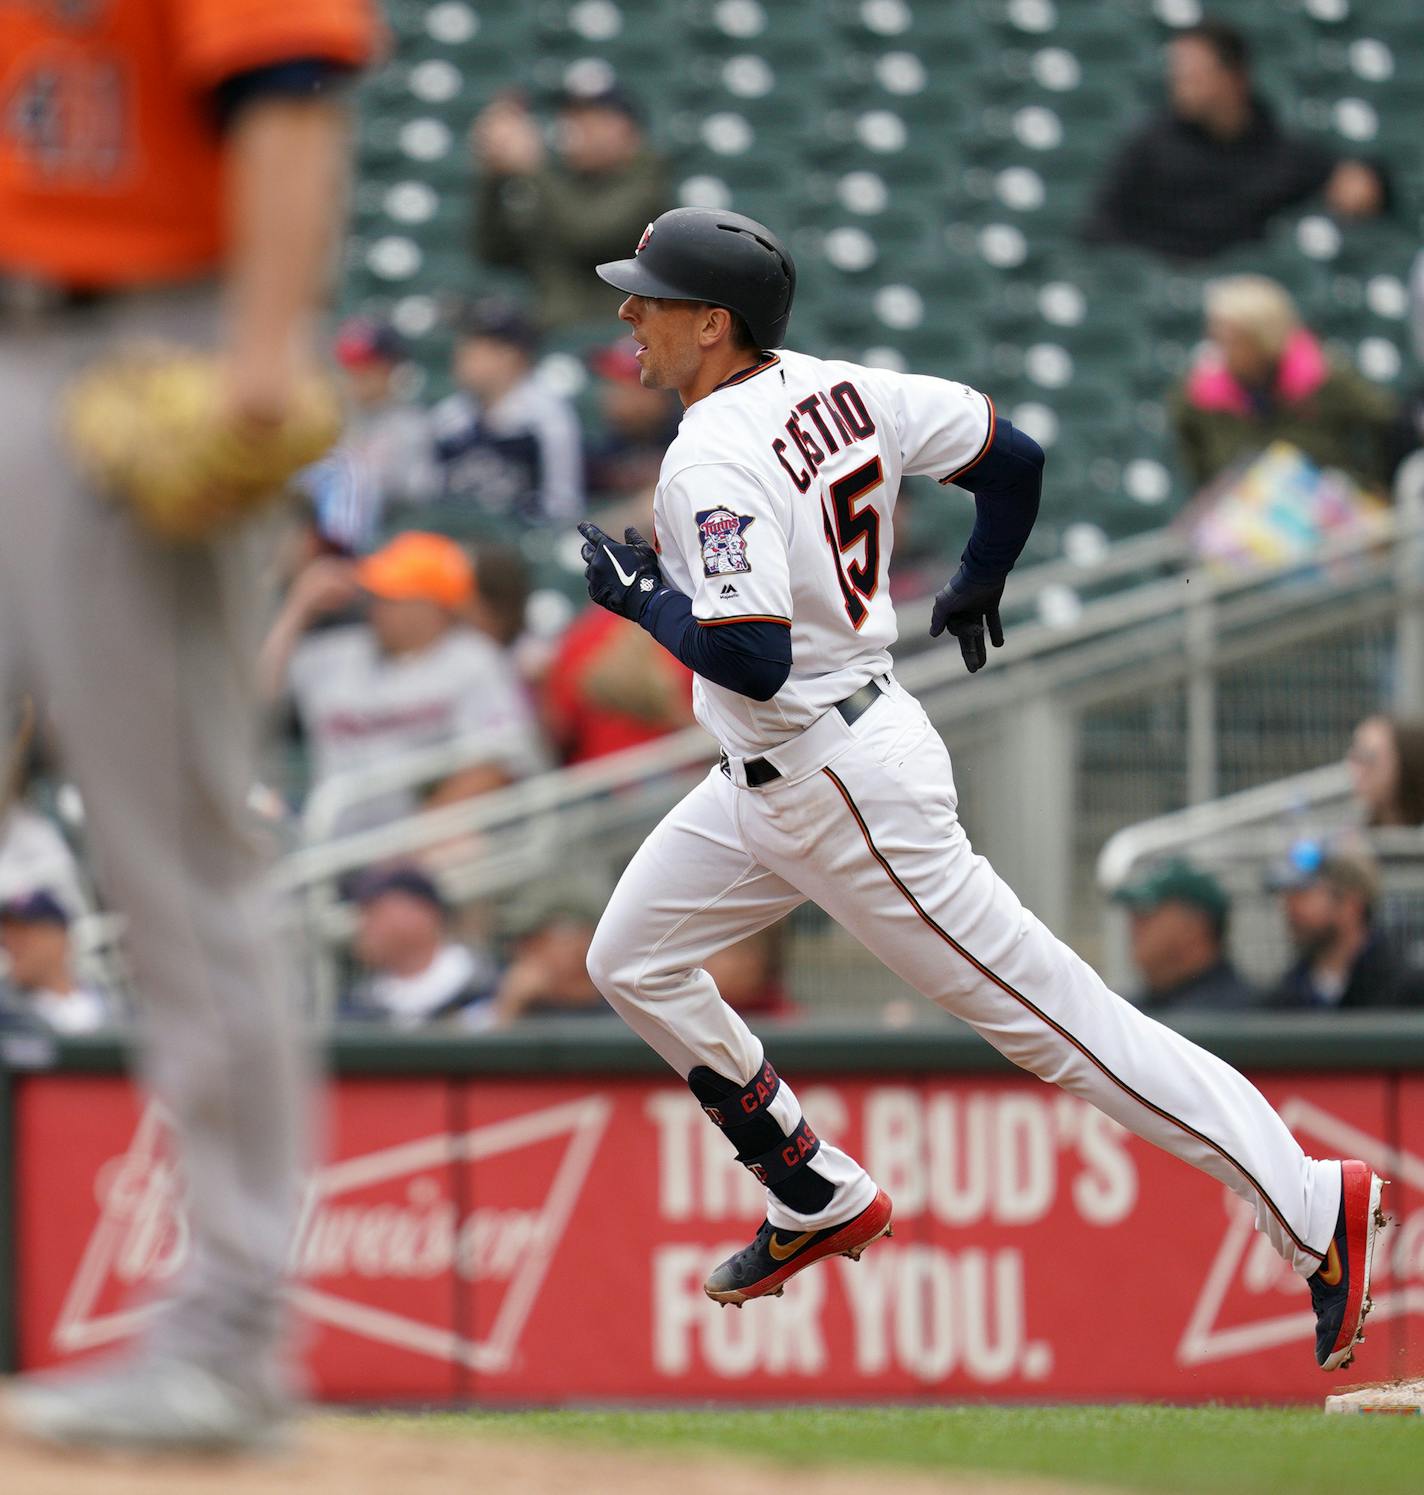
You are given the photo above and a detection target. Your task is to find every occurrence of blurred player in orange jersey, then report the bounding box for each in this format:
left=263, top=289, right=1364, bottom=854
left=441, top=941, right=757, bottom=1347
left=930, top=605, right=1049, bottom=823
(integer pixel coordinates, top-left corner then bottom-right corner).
left=0, top=0, right=381, bottom=1454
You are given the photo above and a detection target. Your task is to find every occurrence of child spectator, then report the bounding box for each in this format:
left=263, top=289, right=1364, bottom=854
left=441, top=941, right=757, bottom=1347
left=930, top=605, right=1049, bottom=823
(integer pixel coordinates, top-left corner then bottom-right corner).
left=431, top=300, right=583, bottom=524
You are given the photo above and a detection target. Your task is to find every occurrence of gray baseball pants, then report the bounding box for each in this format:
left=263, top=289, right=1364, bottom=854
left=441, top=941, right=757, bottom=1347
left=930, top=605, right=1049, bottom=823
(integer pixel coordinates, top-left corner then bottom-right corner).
left=0, top=282, right=305, bottom=1387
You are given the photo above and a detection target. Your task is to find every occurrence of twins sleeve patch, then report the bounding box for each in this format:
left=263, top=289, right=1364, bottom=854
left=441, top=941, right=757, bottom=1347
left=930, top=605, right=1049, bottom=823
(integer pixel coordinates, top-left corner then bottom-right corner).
left=696, top=508, right=755, bottom=577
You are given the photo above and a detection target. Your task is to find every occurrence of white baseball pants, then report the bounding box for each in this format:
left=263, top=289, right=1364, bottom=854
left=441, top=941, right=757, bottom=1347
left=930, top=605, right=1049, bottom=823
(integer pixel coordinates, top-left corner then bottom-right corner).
left=588, top=677, right=1340, bottom=1275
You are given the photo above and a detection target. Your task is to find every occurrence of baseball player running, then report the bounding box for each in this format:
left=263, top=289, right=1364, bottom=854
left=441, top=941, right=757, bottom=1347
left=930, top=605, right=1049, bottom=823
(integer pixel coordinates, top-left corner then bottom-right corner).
left=0, top=0, right=378, bottom=1453
left=578, top=208, right=1383, bottom=1373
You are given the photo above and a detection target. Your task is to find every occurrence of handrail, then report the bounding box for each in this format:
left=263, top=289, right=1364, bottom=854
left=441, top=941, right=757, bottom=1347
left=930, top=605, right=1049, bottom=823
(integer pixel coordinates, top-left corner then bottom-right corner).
left=300, top=724, right=552, bottom=844
left=281, top=507, right=1420, bottom=897
left=1094, top=762, right=1354, bottom=889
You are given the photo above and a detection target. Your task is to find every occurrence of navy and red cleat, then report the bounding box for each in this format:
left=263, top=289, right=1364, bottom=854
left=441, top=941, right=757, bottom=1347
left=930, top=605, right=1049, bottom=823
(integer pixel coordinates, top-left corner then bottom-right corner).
left=1309, top=1159, right=1387, bottom=1372
left=704, top=1188, right=894, bottom=1306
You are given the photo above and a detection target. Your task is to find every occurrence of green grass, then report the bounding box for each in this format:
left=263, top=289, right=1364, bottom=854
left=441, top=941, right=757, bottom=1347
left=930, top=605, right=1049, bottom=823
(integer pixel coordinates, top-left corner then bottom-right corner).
left=369, top=1405, right=1424, bottom=1495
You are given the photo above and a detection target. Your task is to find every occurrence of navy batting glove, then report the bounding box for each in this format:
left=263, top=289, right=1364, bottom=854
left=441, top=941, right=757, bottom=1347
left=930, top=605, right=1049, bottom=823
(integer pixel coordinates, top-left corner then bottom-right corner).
left=929, top=567, right=1006, bottom=674
left=578, top=521, right=663, bottom=622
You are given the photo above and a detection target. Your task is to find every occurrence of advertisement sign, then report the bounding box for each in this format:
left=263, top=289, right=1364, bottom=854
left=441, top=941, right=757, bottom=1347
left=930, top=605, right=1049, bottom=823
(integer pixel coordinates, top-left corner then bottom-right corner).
left=12, top=1072, right=1421, bottom=1401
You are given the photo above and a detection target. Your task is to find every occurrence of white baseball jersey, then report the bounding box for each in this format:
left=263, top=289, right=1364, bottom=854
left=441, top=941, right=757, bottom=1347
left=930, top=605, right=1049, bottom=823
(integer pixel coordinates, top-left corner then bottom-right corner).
left=651, top=348, right=993, bottom=756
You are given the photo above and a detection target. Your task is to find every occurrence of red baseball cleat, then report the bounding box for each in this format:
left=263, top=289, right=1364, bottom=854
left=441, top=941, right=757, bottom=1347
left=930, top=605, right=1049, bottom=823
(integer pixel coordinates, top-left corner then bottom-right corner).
left=1309, top=1160, right=1387, bottom=1371
left=704, top=1187, right=893, bottom=1306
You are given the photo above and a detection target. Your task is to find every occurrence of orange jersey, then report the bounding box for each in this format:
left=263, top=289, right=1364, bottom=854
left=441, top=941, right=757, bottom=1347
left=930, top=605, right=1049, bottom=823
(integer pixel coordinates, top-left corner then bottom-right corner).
left=0, top=0, right=382, bottom=287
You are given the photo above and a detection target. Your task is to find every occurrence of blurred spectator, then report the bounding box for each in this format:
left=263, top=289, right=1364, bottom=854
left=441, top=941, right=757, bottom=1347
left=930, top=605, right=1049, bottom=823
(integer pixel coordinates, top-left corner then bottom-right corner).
left=261, top=533, right=546, bottom=832
left=471, top=83, right=668, bottom=332
left=584, top=339, right=681, bottom=504
left=292, top=318, right=437, bottom=558
left=492, top=884, right=611, bottom=1025
left=471, top=541, right=532, bottom=650
left=1171, top=276, right=1397, bottom=492
left=1113, top=859, right=1258, bottom=1012
left=1, top=722, right=86, bottom=918
left=0, top=891, right=112, bottom=1034
left=342, top=866, right=496, bottom=1028
left=1083, top=17, right=1387, bottom=260
left=705, top=924, right=797, bottom=1020
left=1348, top=714, right=1424, bottom=829
left=431, top=300, right=583, bottom=524
left=544, top=607, right=694, bottom=764
left=1267, top=841, right=1424, bottom=1009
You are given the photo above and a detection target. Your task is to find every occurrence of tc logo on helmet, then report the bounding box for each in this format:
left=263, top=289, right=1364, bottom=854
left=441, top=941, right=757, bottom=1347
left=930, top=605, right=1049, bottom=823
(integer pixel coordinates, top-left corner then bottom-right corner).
left=636, top=221, right=654, bottom=254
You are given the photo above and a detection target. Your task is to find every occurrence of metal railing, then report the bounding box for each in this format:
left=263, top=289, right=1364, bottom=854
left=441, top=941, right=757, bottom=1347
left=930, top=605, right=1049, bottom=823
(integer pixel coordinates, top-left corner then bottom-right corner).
left=275, top=474, right=1424, bottom=1016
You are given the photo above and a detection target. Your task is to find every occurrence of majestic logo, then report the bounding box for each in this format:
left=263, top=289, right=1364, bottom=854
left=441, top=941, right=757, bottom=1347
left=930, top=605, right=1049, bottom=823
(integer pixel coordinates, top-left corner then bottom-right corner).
left=1178, top=1097, right=1424, bottom=1366
left=636, top=221, right=654, bottom=253
left=696, top=508, right=754, bottom=578
left=719, top=584, right=739, bottom=598
left=51, top=1095, right=611, bottom=1374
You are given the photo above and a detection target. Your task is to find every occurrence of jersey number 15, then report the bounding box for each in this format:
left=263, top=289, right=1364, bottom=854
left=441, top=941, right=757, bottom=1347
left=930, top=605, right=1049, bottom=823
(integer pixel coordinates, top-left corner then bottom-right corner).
left=820, top=457, right=884, bottom=630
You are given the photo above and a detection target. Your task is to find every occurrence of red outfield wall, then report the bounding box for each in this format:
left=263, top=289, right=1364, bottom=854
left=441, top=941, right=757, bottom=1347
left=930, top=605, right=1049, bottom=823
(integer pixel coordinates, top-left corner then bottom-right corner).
left=10, top=1065, right=1424, bottom=1402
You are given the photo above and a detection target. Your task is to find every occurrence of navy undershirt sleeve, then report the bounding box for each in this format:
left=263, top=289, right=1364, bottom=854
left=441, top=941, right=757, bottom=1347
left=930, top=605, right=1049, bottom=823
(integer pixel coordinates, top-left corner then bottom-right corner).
left=639, top=589, right=792, bottom=701
left=950, top=419, right=1045, bottom=584
left=212, top=58, right=356, bottom=132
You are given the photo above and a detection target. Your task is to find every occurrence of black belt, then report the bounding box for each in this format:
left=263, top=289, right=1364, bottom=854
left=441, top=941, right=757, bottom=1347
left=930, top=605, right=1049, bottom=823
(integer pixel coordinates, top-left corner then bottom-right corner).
left=720, top=679, right=884, bottom=788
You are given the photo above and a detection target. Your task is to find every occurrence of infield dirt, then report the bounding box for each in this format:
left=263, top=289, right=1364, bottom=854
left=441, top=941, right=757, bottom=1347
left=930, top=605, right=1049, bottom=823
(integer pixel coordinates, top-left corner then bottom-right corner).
left=0, top=1419, right=1118, bottom=1494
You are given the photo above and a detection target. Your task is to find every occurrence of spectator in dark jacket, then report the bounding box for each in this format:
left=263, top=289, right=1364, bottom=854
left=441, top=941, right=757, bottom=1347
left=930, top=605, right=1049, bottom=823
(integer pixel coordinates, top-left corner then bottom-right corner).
left=472, top=82, right=669, bottom=332
left=1114, top=859, right=1258, bottom=1013
left=1083, top=17, right=1386, bottom=260
left=1267, top=842, right=1424, bottom=1009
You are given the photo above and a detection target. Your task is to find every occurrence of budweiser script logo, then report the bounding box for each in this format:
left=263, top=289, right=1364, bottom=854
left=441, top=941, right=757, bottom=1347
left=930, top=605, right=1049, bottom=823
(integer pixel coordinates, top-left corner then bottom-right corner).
left=1178, top=1097, right=1424, bottom=1366
left=52, top=1095, right=611, bottom=1373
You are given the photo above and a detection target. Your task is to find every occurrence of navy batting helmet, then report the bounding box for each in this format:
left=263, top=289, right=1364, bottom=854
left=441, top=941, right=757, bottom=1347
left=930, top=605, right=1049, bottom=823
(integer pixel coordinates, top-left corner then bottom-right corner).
left=596, top=208, right=796, bottom=350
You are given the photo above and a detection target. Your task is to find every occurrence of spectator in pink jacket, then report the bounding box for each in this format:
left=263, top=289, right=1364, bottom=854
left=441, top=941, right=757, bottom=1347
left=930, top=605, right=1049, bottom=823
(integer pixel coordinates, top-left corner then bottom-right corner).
left=1170, top=275, right=1397, bottom=493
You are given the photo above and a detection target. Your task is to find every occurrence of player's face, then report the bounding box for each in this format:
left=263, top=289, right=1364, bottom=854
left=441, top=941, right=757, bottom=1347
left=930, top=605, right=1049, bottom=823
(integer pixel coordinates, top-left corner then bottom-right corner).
left=618, top=295, right=704, bottom=393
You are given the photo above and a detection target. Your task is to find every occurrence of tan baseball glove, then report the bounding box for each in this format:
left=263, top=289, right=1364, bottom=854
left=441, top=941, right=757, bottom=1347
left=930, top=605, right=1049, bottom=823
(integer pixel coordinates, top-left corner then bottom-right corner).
left=63, top=343, right=344, bottom=543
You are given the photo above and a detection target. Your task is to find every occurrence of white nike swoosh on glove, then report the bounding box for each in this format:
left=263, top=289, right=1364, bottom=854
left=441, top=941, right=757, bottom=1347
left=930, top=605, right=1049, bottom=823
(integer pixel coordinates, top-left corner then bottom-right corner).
left=605, top=546, right=639, bottom=588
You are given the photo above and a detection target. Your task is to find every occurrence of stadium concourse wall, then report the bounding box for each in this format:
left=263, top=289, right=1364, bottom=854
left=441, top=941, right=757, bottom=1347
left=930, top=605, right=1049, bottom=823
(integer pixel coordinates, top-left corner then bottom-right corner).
left=3, top=1017, right=1424, bottom=1405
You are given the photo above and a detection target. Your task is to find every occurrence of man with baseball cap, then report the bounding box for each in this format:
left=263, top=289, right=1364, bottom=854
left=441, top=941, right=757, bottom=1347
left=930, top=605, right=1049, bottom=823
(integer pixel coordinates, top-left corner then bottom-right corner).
left=1113, top=859, right=1258, bottom=1012
left=342, top=865, right=496, bottom=1028
left=260, top=532, right=545, bottom=834
left=0, top=890, right=112, bottom=1034
left=471, top=81, right=668, bottom=332
left=1267, top=840, right=1424, bottom=1008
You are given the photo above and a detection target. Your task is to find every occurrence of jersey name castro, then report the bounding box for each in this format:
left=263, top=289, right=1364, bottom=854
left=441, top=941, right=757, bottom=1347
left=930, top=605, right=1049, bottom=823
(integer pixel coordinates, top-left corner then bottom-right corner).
left=652, top=348, right=993, bottom=757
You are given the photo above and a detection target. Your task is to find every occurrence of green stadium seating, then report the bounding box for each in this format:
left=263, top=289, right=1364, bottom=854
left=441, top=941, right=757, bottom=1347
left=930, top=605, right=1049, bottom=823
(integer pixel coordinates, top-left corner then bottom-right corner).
left=342, top=0, right=1423, bottom=557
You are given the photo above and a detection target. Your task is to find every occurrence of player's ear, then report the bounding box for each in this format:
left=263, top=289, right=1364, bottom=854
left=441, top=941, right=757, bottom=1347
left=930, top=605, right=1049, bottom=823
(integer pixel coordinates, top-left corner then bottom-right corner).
left=698, top=304, right=733, bottom=350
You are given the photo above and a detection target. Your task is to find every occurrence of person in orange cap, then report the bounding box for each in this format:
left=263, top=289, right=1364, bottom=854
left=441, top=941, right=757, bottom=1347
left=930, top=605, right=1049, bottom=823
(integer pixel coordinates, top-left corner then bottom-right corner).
left=260, top=534, right=546, bottom=834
